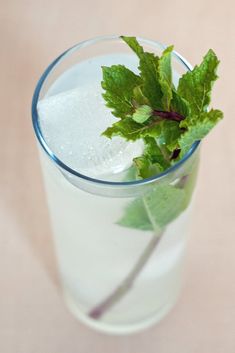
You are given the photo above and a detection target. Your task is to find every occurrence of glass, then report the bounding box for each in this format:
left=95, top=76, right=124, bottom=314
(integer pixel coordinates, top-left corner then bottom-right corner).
left=32, top=36, right=200, bottom=335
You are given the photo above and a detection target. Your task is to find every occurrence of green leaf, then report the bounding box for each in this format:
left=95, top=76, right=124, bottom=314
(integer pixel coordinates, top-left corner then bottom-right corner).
left=159, top=45, right=174, bottom=110
left=144, top=137, right=170, bottom=169
left=132, top=105, right=153, bottom=123
left=171, top=90, right=190, bottom=117
left=137, top=119, right=162, bottom=139
left=102, top=116, right=161, bottom=142
left=102, top=65, right=142, bottom=118
left=102, top=117, right=143, bottom=141
left=179, top=109, right=223, bottom=156
left=177, top=49, right=219, bottom=114
left=118, top=150, right=199, bottom=233
left=139, top=53, right=163, bottom=110
left=133, top=137, right=169, bottom=178
left=158, top=120, right=182, bottom=151
left=144, top=184, right=186, bottom=228
left=133, top=86, right=150, bottom=106
left=117, top=198, right=153, bottom=231
left=103, top=113, right=181, bottom=147
left=120, top=36, right=144, bottom=57
left=133, top=156, right=163, bottom=179
left=118, top=181, right=192, bottom=231
left=121, top=36, right=163, bottom=110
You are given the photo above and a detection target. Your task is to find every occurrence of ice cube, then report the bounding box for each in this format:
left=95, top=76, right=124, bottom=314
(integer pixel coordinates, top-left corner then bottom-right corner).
left=37, top=83, right=143, bottom=180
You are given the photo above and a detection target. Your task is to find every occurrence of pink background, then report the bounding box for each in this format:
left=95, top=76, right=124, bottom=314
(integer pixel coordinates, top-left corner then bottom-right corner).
left=1, top=0, right=234, bottom=352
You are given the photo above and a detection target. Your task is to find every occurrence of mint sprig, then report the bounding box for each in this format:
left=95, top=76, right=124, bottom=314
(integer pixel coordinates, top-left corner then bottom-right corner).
left=100, top=36, right=223, bottom=232
left=102, top=36, right=223, bottom=170
left=88, top=37, right=221, bottom=320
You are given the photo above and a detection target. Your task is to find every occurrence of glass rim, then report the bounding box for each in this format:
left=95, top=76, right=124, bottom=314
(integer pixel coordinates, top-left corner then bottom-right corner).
left=31, top=34, right=200, bottom=187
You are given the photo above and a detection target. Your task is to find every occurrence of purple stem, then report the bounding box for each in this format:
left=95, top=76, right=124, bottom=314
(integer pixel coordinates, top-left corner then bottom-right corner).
left=89, top=231, right=164, bottom=320
left=152, top=110, right=185, bottom=122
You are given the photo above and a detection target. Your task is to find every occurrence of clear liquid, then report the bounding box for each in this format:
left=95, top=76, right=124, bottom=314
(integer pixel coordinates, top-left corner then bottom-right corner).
left=38, top=53, right=194, bottom=334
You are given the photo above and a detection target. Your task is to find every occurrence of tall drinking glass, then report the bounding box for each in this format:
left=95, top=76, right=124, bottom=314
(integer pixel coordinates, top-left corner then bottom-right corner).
left=32, top=36, right=200, bottom=335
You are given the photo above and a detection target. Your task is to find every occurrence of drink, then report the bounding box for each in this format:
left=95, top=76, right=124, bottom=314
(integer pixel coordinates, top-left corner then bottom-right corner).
left=33, top=37, right=199, bottom=334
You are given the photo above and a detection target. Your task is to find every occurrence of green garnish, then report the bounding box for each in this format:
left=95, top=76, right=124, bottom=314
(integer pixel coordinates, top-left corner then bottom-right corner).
left=88, top=37, right=223, bottom=320
left=101, top=36, right=223, bottom=179
left=100, top=36, right=223, bottom=233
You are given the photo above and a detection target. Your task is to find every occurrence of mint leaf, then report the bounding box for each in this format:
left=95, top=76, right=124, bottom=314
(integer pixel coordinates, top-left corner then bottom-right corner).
left=177, top=49, right=219, bottom=114
left=144, top=184, right=186, bottom=228
left=179, top=109, right=223, bottom=156
left=117, top=198, right=153, bottom=231
left=132, top=105, right=153, bottom=123
left=118, top=160, right=199, bottom=232
left=158, top=120, right=182, bottom=152
left=144, top=136, right=170, bottom=169
left=102, top=65, right=141, bottom=118
left=121, top=36, right=163, bottom=110
left=171, top=90, right=190, bottom=117
left=139, top=52, right=163, bottom=110
left=133, top=86, right=150, bottom=106
left=118, top=179, right=198, bottom=231
left=133, top=137, right=168, bottom=178
left=102, top=114, right=163, bottom=142
left=102, top=117, right=143, bottom=141
left=158, top=45, right=174, bottom=110
left=133, top=156, right=163, bottom=179
left=120, top=36, right=144, bottom=57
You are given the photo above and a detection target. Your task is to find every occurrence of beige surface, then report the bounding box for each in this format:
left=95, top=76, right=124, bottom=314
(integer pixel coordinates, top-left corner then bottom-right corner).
left=1, top=0, right=235, bottom=352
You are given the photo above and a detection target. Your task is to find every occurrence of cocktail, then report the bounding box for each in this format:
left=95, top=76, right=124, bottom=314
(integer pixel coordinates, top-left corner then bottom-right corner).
left=32, top=36, right=222, bottom=334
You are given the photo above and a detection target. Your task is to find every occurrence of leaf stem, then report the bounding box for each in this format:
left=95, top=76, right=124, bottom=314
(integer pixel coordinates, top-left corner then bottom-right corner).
left=88, top=230, right=164, bottom=320
left=127, top=109, right=185, bottom=137
left=152, top=110, right=185, bottom=122
left=88, top=191, right=164, bottom=320
left=88, top=172, right=190, bottom=320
